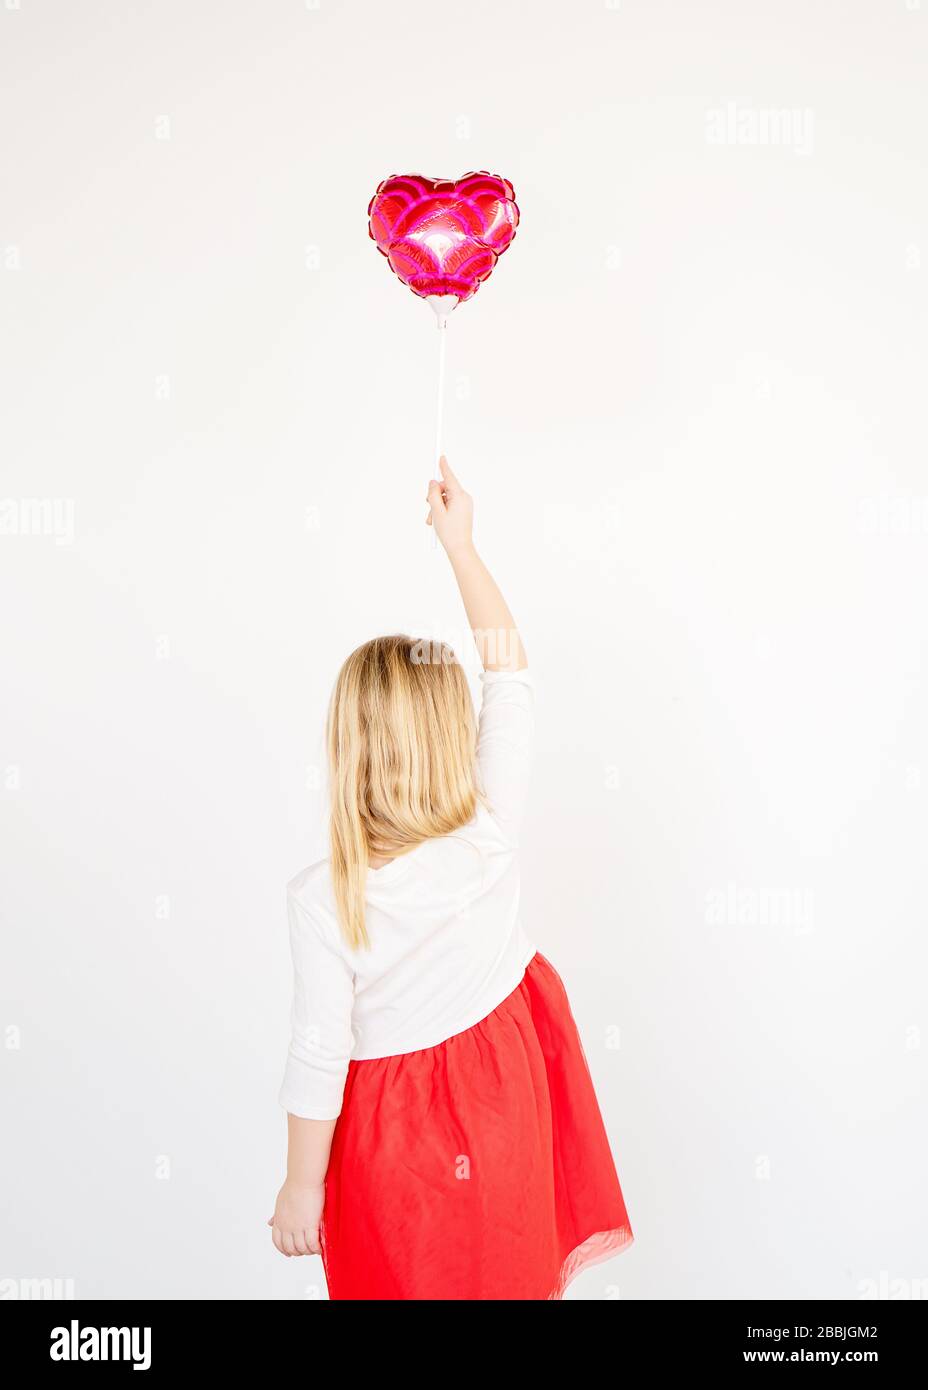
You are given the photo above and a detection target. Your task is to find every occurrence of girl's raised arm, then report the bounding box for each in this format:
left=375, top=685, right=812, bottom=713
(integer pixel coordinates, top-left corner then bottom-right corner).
left=427, top=456, right=527, bottom=674
left=428, top=458, right=534, bottom=843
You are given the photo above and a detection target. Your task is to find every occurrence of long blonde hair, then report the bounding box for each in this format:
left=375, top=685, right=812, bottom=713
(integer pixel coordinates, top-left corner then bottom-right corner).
left=327, top=635, right=478, bottom=949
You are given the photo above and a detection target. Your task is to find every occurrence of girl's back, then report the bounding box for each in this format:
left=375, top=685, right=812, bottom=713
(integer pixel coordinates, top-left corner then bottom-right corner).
left=280, top=670, right=536, bottom=1117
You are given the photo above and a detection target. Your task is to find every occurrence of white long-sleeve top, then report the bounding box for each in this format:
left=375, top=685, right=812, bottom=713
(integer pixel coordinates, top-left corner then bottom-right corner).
left=278, top=667, right=536, bottom=1120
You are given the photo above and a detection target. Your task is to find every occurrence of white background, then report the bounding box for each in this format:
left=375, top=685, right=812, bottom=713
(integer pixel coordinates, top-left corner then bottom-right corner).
left=2, top=0, right=926, bottom=1301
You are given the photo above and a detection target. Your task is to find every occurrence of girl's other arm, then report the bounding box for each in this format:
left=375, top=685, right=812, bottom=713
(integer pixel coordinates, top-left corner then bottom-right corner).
left=271, top=892, right=354, bottom=1256
left=268, top=1117, right=335, bottom=1257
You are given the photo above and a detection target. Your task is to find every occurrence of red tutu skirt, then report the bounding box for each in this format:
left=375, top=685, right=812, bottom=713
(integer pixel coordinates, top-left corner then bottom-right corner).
left=321, top=952, right=633, bottom=1300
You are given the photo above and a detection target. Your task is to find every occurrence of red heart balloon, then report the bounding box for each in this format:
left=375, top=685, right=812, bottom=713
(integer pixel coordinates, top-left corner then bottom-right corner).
left=368, top=172, right=519, bottom=308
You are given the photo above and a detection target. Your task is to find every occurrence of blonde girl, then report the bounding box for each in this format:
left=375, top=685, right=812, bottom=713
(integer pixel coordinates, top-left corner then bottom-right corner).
left=269, top=458, right=632, bottom=1300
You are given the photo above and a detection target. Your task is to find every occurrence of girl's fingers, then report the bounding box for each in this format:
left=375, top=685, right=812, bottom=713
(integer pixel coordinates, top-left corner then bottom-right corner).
left=306, top=1228, right=321, bottom=1255
left=427, top=479, right=447, bottom=515
left=438, top=455, right=459, bottom=491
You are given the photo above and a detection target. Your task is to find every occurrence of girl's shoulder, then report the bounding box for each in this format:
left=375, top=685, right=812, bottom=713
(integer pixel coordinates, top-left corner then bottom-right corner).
left=286, top=858, right=340, bottom=941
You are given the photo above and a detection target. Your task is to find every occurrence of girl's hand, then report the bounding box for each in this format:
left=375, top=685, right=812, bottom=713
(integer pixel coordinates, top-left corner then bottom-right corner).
left=427, top=456, right=474, bottom=555
left=268, top=1179, right=325, bottom=1257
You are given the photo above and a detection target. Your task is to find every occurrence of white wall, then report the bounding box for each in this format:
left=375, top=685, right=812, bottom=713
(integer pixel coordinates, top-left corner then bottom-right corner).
left=2, top=0, right=926, bottom=1301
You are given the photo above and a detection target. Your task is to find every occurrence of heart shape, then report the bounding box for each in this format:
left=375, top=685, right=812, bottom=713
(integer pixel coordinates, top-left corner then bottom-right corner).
left=368, top=172, right=519, bottom=307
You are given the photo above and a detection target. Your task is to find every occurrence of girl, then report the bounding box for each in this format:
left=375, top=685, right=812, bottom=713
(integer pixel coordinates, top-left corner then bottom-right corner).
left=269, top=457, right=633, bottom=1300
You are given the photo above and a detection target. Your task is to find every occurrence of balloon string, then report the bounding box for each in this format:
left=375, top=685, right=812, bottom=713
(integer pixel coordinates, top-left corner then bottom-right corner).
left=435, top=323, right=448, bottom=461
left=431, top=323, right=447, bottom=549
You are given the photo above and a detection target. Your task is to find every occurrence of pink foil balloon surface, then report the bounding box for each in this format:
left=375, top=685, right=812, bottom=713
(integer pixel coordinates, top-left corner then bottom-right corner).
left=368, top=172, right=519, bottom=306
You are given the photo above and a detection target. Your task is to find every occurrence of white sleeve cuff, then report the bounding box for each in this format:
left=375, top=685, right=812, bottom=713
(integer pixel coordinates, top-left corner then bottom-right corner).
left=479, top=667, right=533, bottom=686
